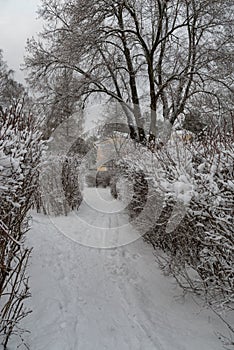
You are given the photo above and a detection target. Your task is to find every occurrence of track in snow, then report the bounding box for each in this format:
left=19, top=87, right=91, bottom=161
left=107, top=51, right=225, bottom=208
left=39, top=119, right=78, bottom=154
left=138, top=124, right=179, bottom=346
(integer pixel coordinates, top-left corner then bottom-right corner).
left=7, top=188, right=225, bottom=350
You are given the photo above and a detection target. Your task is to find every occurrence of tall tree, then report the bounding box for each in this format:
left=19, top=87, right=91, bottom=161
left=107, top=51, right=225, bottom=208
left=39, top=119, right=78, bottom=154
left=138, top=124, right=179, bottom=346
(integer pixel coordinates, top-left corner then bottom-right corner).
left=0, top=50, right=26, bottom=109
left=25, top=0, right=233, bottom=143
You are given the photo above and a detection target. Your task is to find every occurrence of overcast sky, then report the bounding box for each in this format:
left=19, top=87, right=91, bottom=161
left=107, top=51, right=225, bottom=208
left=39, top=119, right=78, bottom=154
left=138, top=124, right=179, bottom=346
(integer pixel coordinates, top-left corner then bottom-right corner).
left=0, top=0, right=42, bottom=83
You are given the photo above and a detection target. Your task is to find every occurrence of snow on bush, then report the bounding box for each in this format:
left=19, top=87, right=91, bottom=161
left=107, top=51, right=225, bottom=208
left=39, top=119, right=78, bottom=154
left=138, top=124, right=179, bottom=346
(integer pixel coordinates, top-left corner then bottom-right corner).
left=38, top=153, right=83, bottom=216
left=119, top=126, right=234, bottom=330
left=0, top=106, right=43, bottom=348
left=187, top=129, right=234, bottom=310
left=37, top=137, right=87, bottom=216
left=38, top=154, right=71, bottom=216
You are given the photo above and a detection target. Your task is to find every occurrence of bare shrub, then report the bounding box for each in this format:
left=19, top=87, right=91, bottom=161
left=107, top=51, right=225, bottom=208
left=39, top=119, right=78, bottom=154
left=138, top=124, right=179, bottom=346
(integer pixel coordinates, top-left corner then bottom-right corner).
left=120, top=123, right=234, bottom=334
left=0, top=106, right=43, bottom=348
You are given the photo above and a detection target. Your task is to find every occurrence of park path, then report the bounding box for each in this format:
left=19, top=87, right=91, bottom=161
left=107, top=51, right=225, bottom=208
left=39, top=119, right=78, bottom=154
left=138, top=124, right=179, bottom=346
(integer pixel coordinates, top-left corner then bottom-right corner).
left=10, top=188, right=224, bottom=350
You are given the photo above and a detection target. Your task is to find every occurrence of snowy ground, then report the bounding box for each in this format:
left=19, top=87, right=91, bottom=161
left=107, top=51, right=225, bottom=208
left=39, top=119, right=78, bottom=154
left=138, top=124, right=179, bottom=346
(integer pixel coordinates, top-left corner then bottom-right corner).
left=7, top=188, right=228, bottom=350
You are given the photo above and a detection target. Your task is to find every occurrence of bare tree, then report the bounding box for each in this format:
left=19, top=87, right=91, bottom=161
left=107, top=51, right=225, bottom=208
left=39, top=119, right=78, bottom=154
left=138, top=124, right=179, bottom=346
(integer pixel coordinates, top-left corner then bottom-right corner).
left=0, top=50, right=28, bottom=110
left=25, top=0, right=233, bottom=144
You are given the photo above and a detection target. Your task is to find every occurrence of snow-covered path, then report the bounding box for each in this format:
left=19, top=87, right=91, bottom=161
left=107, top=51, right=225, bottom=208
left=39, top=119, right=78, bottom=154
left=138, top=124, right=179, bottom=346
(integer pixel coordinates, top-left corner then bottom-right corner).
left=12, top=188, right=225, bottom=350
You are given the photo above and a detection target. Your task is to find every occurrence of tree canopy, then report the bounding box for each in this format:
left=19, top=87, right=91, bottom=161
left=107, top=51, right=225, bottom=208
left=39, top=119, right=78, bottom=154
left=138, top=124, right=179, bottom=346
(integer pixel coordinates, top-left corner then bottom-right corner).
left=25, top=0, right=233, bottom=142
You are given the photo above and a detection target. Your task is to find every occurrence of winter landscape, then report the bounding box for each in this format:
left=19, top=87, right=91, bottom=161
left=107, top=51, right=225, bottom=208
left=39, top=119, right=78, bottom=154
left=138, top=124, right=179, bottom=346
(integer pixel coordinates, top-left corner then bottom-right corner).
left=0, top=0, right=233, bottom=349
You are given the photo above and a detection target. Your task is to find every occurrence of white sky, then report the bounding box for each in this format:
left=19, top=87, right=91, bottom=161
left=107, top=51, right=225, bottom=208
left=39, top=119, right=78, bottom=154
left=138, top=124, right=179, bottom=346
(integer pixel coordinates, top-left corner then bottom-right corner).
left=0, top=0, right=42, bottom=83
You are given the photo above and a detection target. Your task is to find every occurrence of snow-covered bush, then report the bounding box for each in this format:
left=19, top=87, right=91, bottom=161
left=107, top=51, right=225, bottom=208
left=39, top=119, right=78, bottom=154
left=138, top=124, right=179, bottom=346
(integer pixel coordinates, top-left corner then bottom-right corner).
left=120, top=125, right=234, bottom=330
left=38, top=155, right=70, bottom=215
left=37, top=154, right=83, bottom=216
left=62, top=155, right=83, bottom=210
left=0, top=106, right=43, bottom=348
left=186, top=128, right=234, bottom=310
left=38, top=138, right=87, bottom=216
